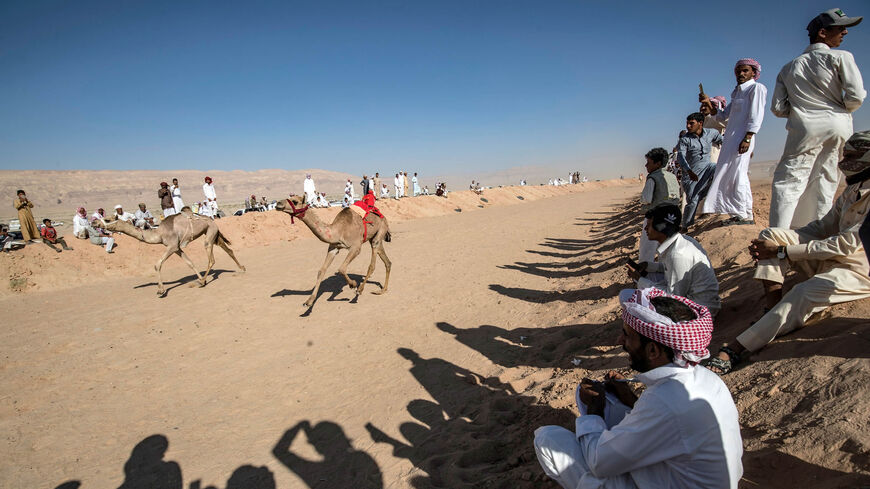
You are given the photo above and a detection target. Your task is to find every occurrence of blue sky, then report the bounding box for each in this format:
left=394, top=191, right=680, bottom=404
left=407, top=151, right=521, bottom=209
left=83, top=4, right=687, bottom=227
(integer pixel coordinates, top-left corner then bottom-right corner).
left=1, top=1, right=868, bottom=179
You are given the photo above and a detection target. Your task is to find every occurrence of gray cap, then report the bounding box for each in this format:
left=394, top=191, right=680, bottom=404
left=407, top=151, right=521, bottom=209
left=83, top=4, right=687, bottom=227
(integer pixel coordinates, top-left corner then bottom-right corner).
left=808, top=8, right=862, bottom=31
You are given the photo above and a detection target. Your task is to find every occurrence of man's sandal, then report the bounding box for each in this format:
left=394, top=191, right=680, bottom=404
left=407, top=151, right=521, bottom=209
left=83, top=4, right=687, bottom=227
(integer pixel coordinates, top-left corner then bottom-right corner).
left=703, top=346, right=741, bottom=375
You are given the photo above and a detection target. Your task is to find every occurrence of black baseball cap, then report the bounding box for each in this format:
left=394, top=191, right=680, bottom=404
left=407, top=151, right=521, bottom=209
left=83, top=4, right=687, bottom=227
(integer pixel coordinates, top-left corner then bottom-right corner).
left=808, top=8, right=862, bottom=32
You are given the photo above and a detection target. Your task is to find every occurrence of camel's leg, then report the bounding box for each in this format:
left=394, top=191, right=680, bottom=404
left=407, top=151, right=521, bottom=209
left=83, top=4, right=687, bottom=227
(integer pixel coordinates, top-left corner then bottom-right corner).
left=337, top=245, right=362, bottom=290
left=203, top=240, right=216, bottom=284
left=305, top=246, right=340, bottom=308
left=154, top=245, right=177, bottom=296
left=372, top=243, right=391, bottom=295
left=356, top=243, right=379, bottom=296
left=218, top=239, right=246, bottom=272
left=176, top=249, right=206, bottom=287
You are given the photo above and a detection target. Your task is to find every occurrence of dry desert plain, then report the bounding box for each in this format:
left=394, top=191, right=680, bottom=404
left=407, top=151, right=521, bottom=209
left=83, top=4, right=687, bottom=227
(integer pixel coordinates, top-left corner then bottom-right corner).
left=2, top=178, right=869, bottom=489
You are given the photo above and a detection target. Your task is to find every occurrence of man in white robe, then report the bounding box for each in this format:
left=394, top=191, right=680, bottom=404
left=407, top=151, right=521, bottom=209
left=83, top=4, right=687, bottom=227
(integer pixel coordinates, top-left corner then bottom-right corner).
left=700, top=58, right=767, bottom=225
left=303, top=174, right=317, bottom=204
left=769, top=8, right=865, bottom=229
left=171, top=178, right=185, bottom=212
left=394, top=173, right=402, bottom=199
left=202, top=176, right=219, bottom=217
left=534, top=288, right=742, bottom=489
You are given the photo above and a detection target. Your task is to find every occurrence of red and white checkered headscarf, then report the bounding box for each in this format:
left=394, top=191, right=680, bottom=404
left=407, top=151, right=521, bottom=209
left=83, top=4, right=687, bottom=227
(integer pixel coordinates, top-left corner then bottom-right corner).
left=710, top=96, right=727, bottom=112
left=735, top=58, right=761, bottom=80
left=619, top=288, right=713, bottom=367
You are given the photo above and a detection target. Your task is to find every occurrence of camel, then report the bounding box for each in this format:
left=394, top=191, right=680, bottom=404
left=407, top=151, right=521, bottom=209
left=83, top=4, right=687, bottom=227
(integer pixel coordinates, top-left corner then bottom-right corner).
left=276, top=194, right=391, bottom=307
left=101, top=211, right=245, bottom=296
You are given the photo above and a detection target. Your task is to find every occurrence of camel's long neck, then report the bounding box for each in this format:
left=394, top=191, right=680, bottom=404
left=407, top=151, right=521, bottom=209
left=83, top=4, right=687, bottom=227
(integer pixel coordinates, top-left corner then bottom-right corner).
left=113, top=222, right=162, bottom=244
left=301, top=212, right=337, bottom=244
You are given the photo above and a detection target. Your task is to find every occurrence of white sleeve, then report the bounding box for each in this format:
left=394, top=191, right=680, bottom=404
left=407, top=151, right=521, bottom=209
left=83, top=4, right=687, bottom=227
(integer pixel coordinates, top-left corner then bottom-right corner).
left=745, top=83, right=767, bottom=133
left=640, top=179, right=655, bottom=204
left=771, top=69, right=791, bottom=118
left=575, top=392, right=688, bottom=478
left=839, top=51, right=866, bottom=112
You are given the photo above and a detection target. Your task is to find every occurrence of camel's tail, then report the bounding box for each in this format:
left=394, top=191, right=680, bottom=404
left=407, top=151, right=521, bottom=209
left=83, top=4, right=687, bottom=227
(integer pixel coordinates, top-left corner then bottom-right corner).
left=216, top=230, right=232, bottom=247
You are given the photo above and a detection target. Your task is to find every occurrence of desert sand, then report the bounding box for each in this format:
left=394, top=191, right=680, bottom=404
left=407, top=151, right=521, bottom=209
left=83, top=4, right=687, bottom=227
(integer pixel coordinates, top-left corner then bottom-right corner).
left=2, top=178, right=869, bottom=489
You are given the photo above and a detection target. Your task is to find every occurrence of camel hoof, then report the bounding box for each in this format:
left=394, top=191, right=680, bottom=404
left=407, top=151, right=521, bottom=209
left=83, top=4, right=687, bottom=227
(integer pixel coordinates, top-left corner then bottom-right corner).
left=303, top=300, right=314, bottom=308
left=372, top=288, right=387, bottom=295
left=239, top=267, right=246, bottom=273
left=157, top=290, right=166, bottom=297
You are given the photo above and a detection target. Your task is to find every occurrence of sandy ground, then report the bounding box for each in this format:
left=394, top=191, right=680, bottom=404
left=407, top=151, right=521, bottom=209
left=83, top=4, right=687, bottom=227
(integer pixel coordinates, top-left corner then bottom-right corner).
left=2, top=179, right=869, bottom=489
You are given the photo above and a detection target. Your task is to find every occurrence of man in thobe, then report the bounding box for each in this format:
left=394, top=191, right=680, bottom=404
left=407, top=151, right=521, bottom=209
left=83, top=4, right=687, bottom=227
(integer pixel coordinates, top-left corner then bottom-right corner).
left=677, top=112, right=723, bottom=232
left=202, top=176, right=219, bottom=217
left=303, top=174, right=317, bottom=204
left=361, top=175, right=370, bottom=197
left=534, top=288, right=742, bottom=489
left=700, top=58, right=768, bottom=226
left=171, top=178, right=185, bottom=212
left=403, top=172, right=409, bottom=198
left=113, top=205, right=136, bottom=223
left=13, top=189, right=40, bottom=243
left=629, top=205, right=721, bottom=315
left=638, top=148, right=681, bottom=264
left=159, top=182, right=175, bottom=218
left=394, top=173, right=402, bottom=199
left=701, top=96, right=727, bottom=163
left=705, top=131, right=870, bottom=375
left=412, top=172, right=421, bottom=196
left=134, top=203, right=156, bottom=229
left=769, top=8, right=865, bottom=229
left=373, top=173, right=381, bottom=200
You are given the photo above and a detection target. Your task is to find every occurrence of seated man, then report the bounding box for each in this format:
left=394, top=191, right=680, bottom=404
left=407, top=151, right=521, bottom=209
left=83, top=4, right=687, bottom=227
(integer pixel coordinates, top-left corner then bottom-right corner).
left=40, top=218, right=73, bottom=252
left=534, top=288, right=742, bottom=489
left=1, top=224, right=25, bottom=252
left=113, top=205, right=136, bottom=223
left=628, top=205, right=721, bottom=314
left=134, top=203, right=157, bottom=229
left=707, top=131, right=870, bottom=374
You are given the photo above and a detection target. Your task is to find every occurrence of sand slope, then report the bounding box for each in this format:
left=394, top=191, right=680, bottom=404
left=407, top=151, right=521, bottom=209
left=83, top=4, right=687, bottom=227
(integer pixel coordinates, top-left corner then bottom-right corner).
left=2, top=179, right=869, bottom=489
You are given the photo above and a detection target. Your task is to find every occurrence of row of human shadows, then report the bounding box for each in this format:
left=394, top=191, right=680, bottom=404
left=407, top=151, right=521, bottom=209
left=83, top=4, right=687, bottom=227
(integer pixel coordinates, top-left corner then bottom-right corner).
left=52, top=341, right=576, bottom=489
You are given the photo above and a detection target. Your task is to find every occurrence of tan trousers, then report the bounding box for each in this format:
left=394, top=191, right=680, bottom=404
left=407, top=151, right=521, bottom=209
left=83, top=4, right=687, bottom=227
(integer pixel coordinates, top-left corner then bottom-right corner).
left=738, top=227, right=870, bottom=352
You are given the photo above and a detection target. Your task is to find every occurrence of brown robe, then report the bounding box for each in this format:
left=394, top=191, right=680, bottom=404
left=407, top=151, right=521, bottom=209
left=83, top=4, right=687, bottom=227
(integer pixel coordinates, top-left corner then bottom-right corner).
left=14, top=198, right=38, bottom=241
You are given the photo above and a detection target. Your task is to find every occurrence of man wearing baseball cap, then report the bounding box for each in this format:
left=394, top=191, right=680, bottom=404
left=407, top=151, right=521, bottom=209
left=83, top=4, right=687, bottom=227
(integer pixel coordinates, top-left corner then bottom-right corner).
left=534, top=288, right=742, bottom=489
left=769, top=8, right=865, bottom=229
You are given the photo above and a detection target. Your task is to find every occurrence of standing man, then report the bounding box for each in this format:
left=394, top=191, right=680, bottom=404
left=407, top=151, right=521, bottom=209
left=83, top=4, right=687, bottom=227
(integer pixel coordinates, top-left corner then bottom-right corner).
left=373, top=172, right=381, bottom=200
left=171, top=178, right=185, bottom=212
left=202, top=176, right=219, bottom=217
left=13, top=190, right=40, bottom=243
left=159, top=182, right=175, bottom=218
left=677, top=112, right=723, bottom=232
left=303, top=174, right=317, bottom=204
left=412, top=172, right=421, bottom=196
left=394, top=173, right=402, bottom=199
left=701, top=96, right=728, bottom=163
left=769, top=8, right=865, bottom=229
left=361, top=175, right=370, bottom=197
left=402, top=172, right=409, bottom=198
left=700, top=58, right=768, bottom=226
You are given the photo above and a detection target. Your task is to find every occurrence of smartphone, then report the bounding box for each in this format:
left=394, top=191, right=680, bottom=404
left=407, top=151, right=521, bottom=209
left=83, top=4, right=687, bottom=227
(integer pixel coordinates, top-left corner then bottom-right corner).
left=699, top=83, right=705, bottom=94
left=626, top=257, right=640, bottom=270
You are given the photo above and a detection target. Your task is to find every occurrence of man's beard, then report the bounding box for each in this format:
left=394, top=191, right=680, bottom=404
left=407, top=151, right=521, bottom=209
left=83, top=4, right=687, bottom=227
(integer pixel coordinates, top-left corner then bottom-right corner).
left=626, top=347, right=652, bottom=372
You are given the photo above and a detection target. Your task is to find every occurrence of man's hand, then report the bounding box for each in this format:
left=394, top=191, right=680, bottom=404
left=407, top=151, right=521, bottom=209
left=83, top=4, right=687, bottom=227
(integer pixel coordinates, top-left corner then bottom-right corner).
left=625, top=261, right=647, bottom=281
left=579, top=379, right=606, bottom=417
left=738, top=140, right=751, bottom=154
left=749, top=239, right=779, bottom=260
left=688, top=170, right=699, bottom=182
left=698, top=94, right=716, bottom=115
left=604, top=371, right=639, bottom=408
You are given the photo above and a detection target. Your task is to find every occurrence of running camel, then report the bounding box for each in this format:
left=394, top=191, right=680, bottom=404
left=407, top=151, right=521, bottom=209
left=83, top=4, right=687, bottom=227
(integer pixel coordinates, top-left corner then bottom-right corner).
left=101, top=210, right=245, bottom=296
left=276, top=194, right=392, bottom=307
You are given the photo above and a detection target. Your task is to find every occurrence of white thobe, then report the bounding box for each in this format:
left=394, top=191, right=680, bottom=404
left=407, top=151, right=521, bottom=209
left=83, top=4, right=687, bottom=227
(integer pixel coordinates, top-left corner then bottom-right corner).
left=769, top=43, right=866, bottom=229
left=73, top=215, right=89, bottom=239
left=346, top=182, right=355, bottom=200
left=303, top=178, right=317, bottom=203
left=412, top=176, right=420, bottom=195
left=115, top=211, right=136, bottom=223
left=171, top=185, right=185, bottom=211
left=638, top=233, right=721, bottom=314
left=739, top=181, right=870, bottom=352
left=637, top=180, right=657, bottom=263
left=535, top=364, right=743, bottom=489
left=381, top=186, right=390, bottom=198
left=394, top=177, right=402, bottom=198
left=701, top=79, right=767, bottom=219
left=202, top=183, right=219, bottom=216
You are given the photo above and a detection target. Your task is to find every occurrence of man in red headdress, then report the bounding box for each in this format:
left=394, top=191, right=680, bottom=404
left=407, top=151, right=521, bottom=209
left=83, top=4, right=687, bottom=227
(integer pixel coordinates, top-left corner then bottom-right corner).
left=534, top=288, right=743, bottom=489
left=202, top=176, right=219, bottom=218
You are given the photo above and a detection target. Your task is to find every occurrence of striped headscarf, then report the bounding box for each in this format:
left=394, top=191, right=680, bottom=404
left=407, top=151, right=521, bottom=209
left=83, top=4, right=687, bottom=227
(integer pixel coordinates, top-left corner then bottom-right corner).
left=735, top=58, right=761, bottom=80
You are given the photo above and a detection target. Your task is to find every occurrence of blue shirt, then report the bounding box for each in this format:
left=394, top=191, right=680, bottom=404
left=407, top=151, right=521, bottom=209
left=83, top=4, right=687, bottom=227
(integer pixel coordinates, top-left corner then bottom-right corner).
left=677, top=128, right=723, bottom=172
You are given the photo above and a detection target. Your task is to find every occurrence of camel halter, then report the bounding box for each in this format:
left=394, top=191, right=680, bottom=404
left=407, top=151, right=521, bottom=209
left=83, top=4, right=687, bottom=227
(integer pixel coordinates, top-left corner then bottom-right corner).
left=287, top=200, right=310, bottom=224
